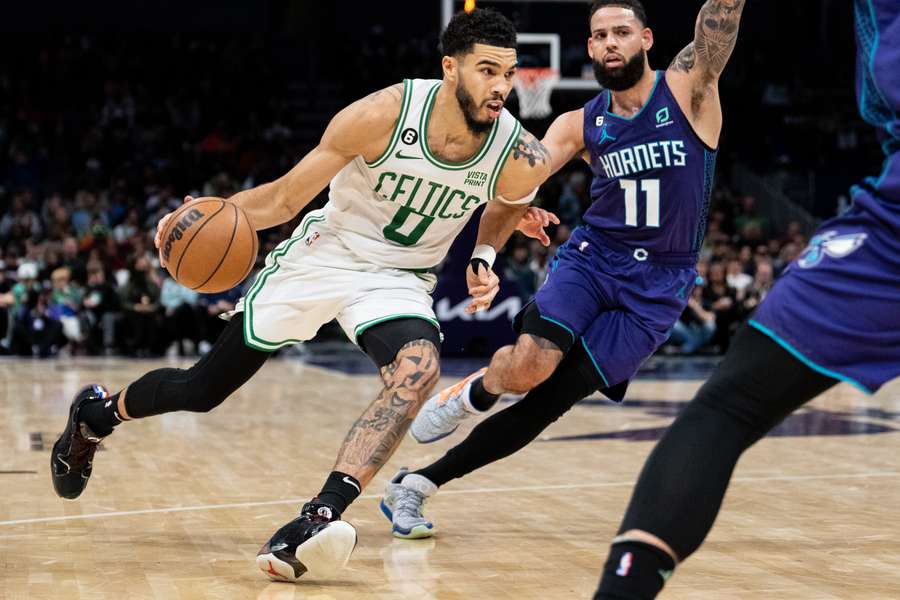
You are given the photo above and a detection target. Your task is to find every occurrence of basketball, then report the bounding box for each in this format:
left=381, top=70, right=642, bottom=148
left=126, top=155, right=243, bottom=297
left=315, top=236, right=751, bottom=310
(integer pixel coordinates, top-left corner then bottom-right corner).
left=160, top=198, right=258, bottom=293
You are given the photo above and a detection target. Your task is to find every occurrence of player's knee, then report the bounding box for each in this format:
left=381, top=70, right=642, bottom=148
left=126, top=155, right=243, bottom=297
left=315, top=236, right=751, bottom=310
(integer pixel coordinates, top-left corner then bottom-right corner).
left=505, top=342, right=560, bottom=393
left=182, top=370, right=230, bottom=413
left=387, top=340, right=441, bottom=399
left=411, top=361, right=441, bottom=399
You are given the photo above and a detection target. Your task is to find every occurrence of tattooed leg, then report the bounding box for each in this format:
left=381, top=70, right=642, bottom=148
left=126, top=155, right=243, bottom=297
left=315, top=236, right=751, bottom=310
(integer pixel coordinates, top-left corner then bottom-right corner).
left=481, top=334, right=564, bottom=396
left=333, top=339, right=441, bottom=488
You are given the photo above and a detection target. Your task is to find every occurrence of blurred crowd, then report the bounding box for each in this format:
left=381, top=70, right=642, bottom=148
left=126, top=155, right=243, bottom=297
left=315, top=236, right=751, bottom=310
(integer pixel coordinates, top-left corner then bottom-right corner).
left=1, top=34, right=821, bottom=359
left=1, top=175, right=807, bottom=358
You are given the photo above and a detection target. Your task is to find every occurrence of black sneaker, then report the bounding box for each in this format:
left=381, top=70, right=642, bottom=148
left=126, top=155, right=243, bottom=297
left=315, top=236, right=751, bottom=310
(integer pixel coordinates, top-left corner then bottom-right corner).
left=50, top=384, right=111, bottom=499
left=256, top=500, right=358, bottom=581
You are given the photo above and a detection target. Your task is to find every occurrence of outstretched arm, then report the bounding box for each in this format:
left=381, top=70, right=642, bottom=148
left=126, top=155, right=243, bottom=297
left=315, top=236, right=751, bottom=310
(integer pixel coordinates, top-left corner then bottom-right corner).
left=666, top=1, right=745, bottom=147
left=154, top=84, right=402, bottom=254
left=671, top=0, right=746, bottom=82
left=230, top=85, right=402, bottom=229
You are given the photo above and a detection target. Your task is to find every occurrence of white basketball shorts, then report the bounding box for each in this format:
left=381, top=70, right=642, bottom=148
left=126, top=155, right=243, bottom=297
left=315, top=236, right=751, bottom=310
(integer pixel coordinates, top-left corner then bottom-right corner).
left=234, top=209, right=439, bottom=352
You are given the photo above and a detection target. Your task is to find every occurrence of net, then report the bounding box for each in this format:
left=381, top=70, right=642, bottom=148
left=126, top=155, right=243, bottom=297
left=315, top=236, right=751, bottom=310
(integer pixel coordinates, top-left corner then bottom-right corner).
left=513, top=67, right=559, bottom=119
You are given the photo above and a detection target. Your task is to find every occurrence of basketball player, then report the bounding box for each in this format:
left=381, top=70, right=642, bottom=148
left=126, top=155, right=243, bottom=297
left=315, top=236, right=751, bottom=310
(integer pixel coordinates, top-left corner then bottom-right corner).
left=49, top=9, right=556, bottom=581
left=594, top=1, right=899, bottom=596
left=381, top=0, right=742, bottom=540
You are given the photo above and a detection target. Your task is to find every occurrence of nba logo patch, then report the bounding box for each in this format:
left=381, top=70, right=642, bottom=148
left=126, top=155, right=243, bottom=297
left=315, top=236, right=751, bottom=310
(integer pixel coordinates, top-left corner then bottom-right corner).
left=305, top=231, right=321, bottom=246
left=616, top=552, right=633, bottom=576
left=797, top=231, right=867, bottom=269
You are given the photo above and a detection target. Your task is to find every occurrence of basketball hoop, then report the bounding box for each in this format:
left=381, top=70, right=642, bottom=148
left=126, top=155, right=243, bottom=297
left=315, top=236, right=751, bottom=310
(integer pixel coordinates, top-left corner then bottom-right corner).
left=513, top=67, right=559, bottom=119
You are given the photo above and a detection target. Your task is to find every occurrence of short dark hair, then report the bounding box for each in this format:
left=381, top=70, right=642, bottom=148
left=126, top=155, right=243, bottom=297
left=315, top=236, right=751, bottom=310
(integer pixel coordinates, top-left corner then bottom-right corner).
left=441, top=8, right=517, bottom=58
left=589, top=0, right=648, bottom=27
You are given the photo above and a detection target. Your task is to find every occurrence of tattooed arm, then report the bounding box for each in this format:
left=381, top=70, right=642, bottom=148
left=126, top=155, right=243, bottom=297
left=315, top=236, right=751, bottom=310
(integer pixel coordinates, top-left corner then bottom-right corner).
left=666, top=1, right=745, bottom=146
left=674, top=0, right=746, bottom=80
left=484, top=128, right=552, bottom=247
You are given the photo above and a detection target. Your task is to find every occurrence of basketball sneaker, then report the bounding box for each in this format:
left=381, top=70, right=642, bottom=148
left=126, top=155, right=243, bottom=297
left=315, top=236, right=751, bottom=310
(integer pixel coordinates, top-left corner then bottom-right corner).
left=50, top=384, right=110, bottom=500
left=409, top=368, right=488, bottom=443
left=380, top=468, right=436, bottom=539
left=256, top=500, right=357, bottom=581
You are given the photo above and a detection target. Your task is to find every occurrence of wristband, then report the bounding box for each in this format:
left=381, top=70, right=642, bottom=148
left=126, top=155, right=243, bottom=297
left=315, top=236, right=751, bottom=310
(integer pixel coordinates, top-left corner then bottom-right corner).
left=472, top=244, right=497, bottom=268
left=470, top=244, right=497, bottom=272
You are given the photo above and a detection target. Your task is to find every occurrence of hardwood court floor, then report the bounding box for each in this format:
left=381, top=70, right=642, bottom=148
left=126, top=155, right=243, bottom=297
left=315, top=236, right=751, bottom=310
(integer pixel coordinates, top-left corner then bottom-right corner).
left=1, top=357, right=898, bottom=599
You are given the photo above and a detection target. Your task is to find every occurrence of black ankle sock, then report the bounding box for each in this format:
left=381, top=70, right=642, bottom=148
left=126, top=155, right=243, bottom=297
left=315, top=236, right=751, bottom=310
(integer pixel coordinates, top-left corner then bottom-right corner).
left=315, top=471, right=361, bottom=516
left=594, top=541, right=676, bottom=600
left=469, top=377, right=500, bottom=412
left=79, top=392, right=123, bottom=437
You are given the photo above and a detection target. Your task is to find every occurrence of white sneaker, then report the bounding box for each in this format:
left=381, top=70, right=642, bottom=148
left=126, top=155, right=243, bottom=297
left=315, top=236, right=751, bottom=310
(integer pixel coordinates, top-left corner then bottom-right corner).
left=410, top=368, right=488, bottom=443
left=256, top=502, right=357, bottom=581
left=380, top=468, right=437, bottom=539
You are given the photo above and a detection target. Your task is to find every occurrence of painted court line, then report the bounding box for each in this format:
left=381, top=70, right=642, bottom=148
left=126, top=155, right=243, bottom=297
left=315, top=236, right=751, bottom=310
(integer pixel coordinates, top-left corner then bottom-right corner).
left=2, top=471, right=897, bottom=527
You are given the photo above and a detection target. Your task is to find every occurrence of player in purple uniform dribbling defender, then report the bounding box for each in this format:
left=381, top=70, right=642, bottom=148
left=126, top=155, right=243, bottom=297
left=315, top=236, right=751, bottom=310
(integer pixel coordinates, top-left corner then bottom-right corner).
left=379, top=0, right=746, bottom=540
left=593, top=1, right=900, bottom=598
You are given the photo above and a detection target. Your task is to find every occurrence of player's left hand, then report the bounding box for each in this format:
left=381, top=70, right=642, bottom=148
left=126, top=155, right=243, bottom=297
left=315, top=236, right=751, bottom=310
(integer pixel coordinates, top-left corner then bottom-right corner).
left=516, top=207, right=560, bottom=246
left=466, top=262, right=500, bottom=313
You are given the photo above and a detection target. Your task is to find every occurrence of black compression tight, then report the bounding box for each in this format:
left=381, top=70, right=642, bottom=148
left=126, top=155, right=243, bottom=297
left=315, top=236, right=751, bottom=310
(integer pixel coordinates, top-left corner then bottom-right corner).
left=123, top=314, right=270, bottom=418
left=617, top=324, right=837, bottom=560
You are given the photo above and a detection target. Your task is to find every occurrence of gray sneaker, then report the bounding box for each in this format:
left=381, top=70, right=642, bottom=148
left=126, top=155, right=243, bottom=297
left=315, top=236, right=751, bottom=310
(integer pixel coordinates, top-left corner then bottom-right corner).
left=380, top=468, right=437, bottom=539
left=409, top=368, right=487, bottom=443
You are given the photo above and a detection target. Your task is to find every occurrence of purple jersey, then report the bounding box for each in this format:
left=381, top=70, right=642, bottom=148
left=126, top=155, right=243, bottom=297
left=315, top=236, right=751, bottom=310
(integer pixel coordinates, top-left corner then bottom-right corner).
left=583, top=71, right=717, bottom=255
left=750, top=0, right=900, bottom=393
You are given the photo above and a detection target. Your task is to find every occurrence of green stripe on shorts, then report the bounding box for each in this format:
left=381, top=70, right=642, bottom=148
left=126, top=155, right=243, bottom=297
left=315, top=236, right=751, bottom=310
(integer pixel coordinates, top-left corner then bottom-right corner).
left=243, top=213, right=326, bottom=351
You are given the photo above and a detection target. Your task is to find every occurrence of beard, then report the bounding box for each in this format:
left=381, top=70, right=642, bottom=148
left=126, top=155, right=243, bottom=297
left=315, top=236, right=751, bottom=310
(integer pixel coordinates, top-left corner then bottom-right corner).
left=455, top=83, right=495, bottom=135
left=592, top=49, right=647, bottom=91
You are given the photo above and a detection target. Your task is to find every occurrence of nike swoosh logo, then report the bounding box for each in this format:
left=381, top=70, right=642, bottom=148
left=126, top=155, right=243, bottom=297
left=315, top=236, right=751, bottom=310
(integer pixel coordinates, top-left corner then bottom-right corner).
left=395, top=151, right=422, bottom=160
left=343, top=476, right=361, bottom=493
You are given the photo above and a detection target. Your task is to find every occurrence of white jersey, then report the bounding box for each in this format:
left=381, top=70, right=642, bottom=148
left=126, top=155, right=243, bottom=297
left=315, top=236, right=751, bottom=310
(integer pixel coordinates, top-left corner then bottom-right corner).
left=324, top=78, right=522, bottom=270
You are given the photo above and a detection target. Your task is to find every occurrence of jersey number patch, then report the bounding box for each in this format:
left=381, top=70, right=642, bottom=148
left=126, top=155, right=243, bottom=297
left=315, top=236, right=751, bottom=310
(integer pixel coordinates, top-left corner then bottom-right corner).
left=620, top=179, right=660, bottom=228
left=383, top=207, right=434, bottom=246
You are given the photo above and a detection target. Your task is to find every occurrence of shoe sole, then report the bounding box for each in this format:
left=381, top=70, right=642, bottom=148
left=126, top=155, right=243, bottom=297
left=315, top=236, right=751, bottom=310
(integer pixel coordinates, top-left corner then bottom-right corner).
left=408, top=423, right=458, bottom=444
left=256, top=521, right=357, bottom=581
left=379, top=500, right=435, bottom=539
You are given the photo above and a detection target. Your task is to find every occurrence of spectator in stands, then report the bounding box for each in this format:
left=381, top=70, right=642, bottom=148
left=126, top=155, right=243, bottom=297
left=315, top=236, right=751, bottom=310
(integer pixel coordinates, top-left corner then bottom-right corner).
left=734, top=195, right=769, bottom=243
left=504, top=244, right=538, bottom=301
left=740, top=259, right=775, bottom=317
left=61, top=236, right=88, bottom=285
left=557, top=171, right=589, bottom=228
left=82, top=262, right=122, bottom=355
left=0, top=191, right=42, bottom=243
left=49, top=266, right=85, bottom=352
left=160, top=275, right=201, bottom=356
left=704, top=261, right=739, bottom=351
left=668, top=284, right=717, bottom=355
left=113, top=208, right=141, bottom=243
left=0, top=262, right=13, bottom=351
left=120, top=256, right=162, bottom=357
left=725, top=258, right=753, bottom=296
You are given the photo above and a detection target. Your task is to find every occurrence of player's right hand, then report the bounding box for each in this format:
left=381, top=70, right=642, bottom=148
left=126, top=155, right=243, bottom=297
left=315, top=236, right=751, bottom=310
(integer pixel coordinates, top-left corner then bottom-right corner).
left=516, top=207, right=560, bottom=247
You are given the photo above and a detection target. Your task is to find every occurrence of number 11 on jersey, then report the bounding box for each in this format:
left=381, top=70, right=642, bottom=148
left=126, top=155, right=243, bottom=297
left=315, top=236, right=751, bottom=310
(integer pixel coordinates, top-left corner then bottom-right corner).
left=620, top=178, right=660, bottom=228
